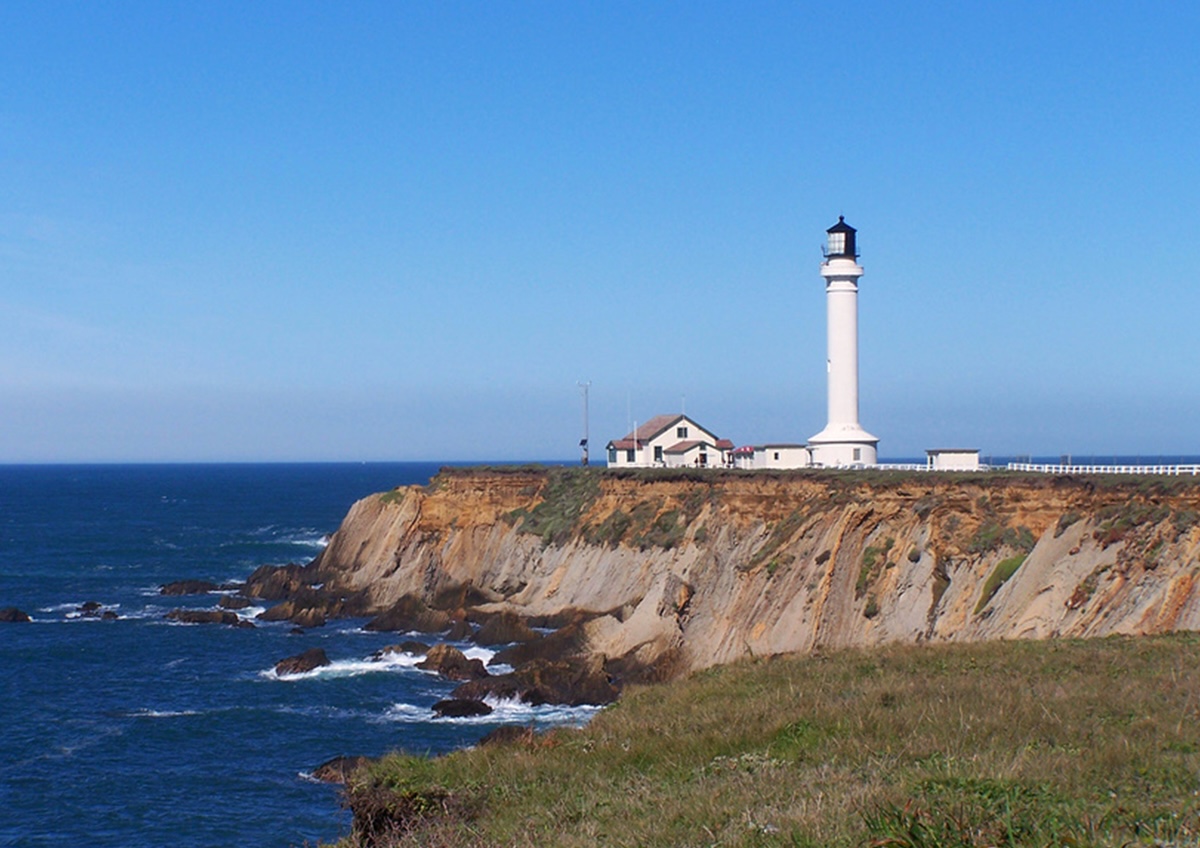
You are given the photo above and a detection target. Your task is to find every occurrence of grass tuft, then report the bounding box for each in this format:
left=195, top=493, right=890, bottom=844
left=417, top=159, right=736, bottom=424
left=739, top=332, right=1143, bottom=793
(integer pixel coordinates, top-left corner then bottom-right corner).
left=974, top=555, right=1027, bottom=615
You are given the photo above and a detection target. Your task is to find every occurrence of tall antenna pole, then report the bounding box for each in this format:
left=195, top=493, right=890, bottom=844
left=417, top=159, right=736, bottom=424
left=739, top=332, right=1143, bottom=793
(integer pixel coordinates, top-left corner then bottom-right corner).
left=577, top=380, right=591, bottom=466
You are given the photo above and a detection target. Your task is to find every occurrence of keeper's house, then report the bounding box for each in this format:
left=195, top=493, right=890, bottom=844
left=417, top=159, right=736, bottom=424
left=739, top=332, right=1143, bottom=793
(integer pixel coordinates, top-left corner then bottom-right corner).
left=606, top=414, right=734, bottom=469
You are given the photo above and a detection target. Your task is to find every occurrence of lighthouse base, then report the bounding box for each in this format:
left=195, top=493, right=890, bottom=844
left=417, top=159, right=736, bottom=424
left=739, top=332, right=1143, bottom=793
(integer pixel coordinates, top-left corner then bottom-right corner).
left=807, top=424, right=879, bottom=468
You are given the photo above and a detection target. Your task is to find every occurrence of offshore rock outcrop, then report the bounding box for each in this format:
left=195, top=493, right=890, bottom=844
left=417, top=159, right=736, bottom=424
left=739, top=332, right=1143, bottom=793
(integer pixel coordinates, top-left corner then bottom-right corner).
left=305, top=467, right=1200, bottom=677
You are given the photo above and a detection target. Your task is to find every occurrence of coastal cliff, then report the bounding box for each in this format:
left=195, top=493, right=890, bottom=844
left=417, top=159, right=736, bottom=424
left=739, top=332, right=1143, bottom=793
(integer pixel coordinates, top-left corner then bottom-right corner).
left=307, top=467, right=1200, bottom=676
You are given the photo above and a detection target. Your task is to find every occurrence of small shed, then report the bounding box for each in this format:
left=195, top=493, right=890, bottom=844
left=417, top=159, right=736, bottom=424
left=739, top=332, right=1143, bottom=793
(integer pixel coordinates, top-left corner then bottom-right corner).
left=926, top=449, right=982, bottom=471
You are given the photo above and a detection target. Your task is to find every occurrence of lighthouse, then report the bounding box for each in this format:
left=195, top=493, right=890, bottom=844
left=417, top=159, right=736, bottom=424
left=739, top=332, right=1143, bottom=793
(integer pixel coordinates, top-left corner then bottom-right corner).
left=807, top=216, right=879, bottom=467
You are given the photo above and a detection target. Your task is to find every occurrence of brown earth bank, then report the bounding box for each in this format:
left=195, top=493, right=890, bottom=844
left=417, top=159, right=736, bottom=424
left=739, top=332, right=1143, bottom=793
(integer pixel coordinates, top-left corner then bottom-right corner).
left=227, top=466, right=1200, bottom=682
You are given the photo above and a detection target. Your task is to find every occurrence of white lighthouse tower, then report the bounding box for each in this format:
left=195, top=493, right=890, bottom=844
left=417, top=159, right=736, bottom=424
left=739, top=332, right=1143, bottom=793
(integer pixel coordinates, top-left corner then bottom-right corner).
left=807, top=216, right=879, bottom=467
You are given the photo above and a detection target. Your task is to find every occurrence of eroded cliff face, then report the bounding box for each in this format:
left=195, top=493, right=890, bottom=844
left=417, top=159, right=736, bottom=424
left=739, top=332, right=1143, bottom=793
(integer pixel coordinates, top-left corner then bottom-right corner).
left=310, top=467, right=1200, bottom=676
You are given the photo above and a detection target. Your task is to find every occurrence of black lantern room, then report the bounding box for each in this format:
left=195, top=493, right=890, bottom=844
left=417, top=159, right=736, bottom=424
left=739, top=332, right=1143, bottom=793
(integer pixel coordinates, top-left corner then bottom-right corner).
left=825, top=216, right=857, bottom=259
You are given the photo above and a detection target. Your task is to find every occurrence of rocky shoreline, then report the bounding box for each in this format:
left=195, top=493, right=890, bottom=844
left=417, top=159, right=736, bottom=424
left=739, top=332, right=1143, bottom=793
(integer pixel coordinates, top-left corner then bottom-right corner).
left=155, top=566, right=629, bottom=780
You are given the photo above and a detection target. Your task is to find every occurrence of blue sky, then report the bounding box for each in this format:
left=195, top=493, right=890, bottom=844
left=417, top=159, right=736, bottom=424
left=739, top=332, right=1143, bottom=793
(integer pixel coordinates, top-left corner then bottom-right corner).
left=2, top=1, right=1198, bottom=461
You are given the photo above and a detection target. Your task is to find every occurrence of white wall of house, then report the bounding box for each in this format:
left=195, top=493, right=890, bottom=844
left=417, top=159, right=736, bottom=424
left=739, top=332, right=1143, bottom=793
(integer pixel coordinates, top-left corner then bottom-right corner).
left=606, top=444, right=645, bottom=468
left=664, top=443, right=709, bottom=468
left=755, top=444, right=811, bottom=469
left=926, top=449, right=981, bottom=471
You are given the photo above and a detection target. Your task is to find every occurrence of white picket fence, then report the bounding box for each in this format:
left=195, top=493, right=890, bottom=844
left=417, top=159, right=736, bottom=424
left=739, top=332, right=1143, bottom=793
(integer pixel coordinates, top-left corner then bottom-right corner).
left=1006, top=462, right=1200, bottom=476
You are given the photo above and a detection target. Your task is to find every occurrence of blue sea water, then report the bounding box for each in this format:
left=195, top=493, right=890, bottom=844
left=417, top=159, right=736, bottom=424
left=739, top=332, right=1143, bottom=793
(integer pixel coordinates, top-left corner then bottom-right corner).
left=0, top=463, right=595, bottom=848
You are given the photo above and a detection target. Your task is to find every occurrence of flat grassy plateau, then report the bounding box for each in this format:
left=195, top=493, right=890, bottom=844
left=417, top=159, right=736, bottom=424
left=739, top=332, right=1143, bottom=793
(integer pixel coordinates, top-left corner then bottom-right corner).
left=339, top=634, right=1200, bottom=847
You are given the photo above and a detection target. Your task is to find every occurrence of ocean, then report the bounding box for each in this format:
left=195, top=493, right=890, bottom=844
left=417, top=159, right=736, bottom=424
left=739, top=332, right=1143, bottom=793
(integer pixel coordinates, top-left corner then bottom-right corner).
left=0, top=463, right=596, bottom=848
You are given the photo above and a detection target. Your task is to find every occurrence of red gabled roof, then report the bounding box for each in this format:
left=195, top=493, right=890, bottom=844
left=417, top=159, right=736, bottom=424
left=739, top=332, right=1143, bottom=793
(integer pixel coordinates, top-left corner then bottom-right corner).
left=664, top=439, right=706, bottom=455
left=715, top=438, right=734, bottom=450
left=617, top=414, right=685, bottom=443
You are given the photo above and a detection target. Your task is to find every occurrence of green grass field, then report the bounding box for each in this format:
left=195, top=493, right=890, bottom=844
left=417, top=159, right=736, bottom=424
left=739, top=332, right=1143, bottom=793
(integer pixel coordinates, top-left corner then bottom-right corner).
left=338, top=634, right=1200, bottom=847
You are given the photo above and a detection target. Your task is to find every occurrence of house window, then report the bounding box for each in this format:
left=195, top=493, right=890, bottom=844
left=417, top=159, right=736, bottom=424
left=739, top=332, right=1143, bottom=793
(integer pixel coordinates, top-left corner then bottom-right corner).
left=654, top=446, right=663, bottom=463
left=677, top=426, right=688, bottom=438
left=699, top=452, right=707, bottom=467
left=773, top=452, right=780, bottom=461
left=853, top=448, right=862, bottom=462
left=608, top=447, right=617, bottom=464
left=626, top=449, right=635, bottom=463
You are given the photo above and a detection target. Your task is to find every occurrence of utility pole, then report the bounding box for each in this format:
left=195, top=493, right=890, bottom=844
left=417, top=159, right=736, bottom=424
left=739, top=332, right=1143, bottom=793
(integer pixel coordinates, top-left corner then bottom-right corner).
left=577, top=381, right=591, bottom=465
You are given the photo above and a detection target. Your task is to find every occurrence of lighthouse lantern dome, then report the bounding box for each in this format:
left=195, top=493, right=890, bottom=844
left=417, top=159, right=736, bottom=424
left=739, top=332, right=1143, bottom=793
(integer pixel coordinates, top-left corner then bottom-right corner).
left=825, top=215, right=857, bottom=259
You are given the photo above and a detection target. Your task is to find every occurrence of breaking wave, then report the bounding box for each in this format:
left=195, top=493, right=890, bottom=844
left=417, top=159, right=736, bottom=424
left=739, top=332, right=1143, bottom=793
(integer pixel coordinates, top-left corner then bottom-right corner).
left=381, top=696, right=602, bottom=726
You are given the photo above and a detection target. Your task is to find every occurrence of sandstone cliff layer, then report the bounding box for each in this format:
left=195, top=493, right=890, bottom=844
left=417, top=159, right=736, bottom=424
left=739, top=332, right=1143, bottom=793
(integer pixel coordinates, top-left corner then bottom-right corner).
left=308, top=467, right=1200, bottom=676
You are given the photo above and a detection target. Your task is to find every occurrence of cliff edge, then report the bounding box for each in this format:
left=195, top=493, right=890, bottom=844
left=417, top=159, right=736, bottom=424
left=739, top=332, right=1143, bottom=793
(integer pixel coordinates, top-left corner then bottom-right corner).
left=308, top=467, right=1200, bottom=676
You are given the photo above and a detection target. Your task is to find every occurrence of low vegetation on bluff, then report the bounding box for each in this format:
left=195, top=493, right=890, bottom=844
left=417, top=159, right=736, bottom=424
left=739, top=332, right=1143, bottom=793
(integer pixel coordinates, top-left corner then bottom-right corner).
left=337, top=634, right=1200, bottom=848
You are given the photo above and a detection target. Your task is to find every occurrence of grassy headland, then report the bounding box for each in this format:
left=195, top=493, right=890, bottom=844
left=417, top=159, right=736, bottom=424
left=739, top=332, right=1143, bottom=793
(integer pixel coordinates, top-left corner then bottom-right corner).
left=338, top=634, right=1200, bottom=847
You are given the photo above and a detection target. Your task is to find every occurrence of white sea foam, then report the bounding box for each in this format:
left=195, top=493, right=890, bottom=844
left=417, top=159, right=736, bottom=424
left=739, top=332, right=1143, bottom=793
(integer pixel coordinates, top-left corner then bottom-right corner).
left=59, top=602, right=122, bottom=620
left=39, top=602, right=87, bottom=613
left=380, top=696, right=603, bottom=726
left=264, top=651, right=426, bottom=681
left=482, top=696, right=602, bottom=726
left=234, top=526, right=330, bottom=549
left=461, top=646, right=496, bottom=663
left=128, top=708, right=201, bottom=718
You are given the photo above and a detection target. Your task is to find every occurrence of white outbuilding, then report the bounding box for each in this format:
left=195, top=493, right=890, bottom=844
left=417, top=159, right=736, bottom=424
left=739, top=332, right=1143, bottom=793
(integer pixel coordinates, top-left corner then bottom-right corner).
left=925, top=449, right=982, bottom=471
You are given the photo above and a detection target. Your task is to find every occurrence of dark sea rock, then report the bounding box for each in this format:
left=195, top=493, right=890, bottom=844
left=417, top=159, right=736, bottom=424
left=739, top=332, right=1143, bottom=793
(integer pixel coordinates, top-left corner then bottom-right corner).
left=274, top=648, right=330, bottom=676
left=430, top=582, right=497, bottom=611
left=290, top=608, right=327, bottom=628
left=311, top=755, right=373, bottom=784
left=446, top=618, right=474, bottom=641
left=451, top=674, right=522, bottom=702
left=78, top=600, right=104, bottom=613
left=165, top=609, right=241, bottom=625
left=363, top=595, right=451, bottom=634
left=473, top=611, right=538, bottom=646
left=478, top=725, right=536, bottom=747
left=242, top=564, right=308, bottom=601
left=604, top=648, right=683, bottom=685
left=432, top=698, right=493, bottom=718
left=526, top=607, right=602, bottom=629
left=257, top=601, right=296, bottom=622
left=160, top=580, right=221, bottom=596
left=101, top=611, right=119, bottom=621
left=452, top=655, right=618, bottom=706
left=218, top=596, right=252, bottom=610
left=492, top=615, right=590, bottom=666
left=417, top=644, right=489, bottom=681
left=371, top=641, right=429, bottom=660
left=0, top=607, right=31, bottom=623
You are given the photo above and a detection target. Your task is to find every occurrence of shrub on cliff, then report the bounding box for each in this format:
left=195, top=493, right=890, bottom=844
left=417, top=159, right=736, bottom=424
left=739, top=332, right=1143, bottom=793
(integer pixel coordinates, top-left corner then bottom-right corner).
left=974, top=555, right=1027, bottom=615
left=503, top=468, right=601, bottom=547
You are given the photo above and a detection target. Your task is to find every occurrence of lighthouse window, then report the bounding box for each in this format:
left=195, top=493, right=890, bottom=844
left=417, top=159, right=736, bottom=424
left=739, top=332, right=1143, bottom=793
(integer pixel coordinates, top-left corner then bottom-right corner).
left=853, top=448, right=862, bottom=461
left=828, top=232, right=845, bottom=254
